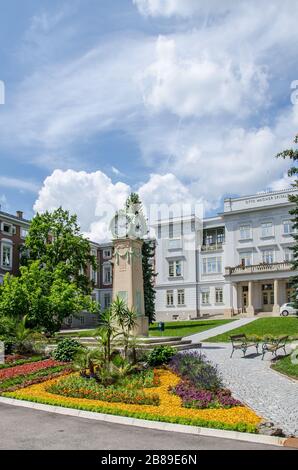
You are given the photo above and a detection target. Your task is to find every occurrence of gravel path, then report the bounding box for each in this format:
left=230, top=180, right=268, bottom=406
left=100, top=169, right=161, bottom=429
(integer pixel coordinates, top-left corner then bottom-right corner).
left=184, top=317, right=257, bottom=342
left=199, top=342, right=298, bottom=436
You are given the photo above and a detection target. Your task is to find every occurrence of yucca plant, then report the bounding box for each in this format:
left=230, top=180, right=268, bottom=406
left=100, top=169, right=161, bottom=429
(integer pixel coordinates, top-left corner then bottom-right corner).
left=12, top=315, right=45, bottom=355
left=73, top=347, right=103, bottom=378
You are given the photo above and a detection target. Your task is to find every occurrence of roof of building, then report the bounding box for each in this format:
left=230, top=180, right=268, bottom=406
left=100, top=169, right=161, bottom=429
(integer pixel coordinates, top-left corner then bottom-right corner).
left=0, top=210, right=30, bottom=224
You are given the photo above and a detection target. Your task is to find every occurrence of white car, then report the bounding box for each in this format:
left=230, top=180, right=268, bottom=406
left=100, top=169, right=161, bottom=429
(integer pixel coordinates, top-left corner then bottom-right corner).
left=279, top=303, right=298, bottom=316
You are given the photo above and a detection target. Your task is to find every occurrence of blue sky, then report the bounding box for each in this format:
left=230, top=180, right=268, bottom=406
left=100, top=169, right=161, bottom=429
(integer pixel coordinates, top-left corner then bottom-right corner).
left=0, top=0, right=297, bottom=240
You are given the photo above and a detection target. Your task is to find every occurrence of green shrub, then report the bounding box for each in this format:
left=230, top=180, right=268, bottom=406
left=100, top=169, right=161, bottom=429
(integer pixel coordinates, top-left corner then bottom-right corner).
left=147, top=345, right=176, bottom=366
left=52, top=338, right=81, bottom=362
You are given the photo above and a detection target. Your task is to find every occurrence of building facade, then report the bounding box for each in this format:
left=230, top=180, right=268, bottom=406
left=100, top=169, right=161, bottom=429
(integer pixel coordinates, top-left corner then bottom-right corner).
left=153, top=189, right=298, bottom=321
left=0, top=210, right=30, bottom=283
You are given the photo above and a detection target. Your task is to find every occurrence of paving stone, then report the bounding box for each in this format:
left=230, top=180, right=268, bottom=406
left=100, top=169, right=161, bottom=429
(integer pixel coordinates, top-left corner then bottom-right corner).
left=192, top=342, right=298, bottom=436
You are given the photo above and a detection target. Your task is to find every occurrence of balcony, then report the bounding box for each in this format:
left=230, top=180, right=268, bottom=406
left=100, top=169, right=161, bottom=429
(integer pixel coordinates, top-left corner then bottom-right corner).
left=225, top=261, right=292, bottom=276
left=201, top=243, right=224, bottom=252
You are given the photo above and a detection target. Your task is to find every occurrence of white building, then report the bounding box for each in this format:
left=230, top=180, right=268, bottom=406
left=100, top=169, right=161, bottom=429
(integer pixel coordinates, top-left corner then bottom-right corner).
left=153, top=188, right=298, bottom=320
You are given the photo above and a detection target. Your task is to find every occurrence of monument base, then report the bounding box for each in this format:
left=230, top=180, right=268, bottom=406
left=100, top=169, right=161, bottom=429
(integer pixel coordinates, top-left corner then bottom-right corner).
left=134, top=315, right=149, bottom=337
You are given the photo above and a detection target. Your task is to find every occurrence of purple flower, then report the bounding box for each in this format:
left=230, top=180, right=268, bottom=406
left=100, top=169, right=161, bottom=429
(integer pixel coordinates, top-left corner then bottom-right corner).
left=171, top=381, right=242, bottom=409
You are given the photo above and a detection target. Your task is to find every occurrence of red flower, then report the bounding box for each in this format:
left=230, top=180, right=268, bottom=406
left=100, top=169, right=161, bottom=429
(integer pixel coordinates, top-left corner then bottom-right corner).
left=0, top=359, right=64, bottom=381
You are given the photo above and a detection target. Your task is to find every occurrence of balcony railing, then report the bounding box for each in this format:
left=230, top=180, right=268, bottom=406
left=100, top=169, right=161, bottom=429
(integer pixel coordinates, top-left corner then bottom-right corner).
left=201, top=243, right=224, bottom=252
left=225, top=261, right=292, bottom=276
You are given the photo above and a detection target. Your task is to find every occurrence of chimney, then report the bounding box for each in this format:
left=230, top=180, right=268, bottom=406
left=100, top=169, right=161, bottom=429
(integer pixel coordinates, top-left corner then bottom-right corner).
left=16, top=210, right=23, bottom=219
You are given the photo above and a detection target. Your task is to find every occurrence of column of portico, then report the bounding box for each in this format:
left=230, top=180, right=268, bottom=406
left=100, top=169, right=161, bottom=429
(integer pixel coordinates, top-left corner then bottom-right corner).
left=273, top=279, right=280, bottom=315
left=246, top=280, right=255, bottom=316
left=224, top=283, right=237, bottom=318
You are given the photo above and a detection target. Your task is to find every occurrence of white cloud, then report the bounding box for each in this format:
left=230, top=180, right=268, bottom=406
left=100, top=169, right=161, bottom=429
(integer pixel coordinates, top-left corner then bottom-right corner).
left=34, top=169, right=130, bottom=242
left=34, top=170, right=199, bottom=242
left=133, top=0, right=235, bottom=17
left=0, top=33, right=153, bottom=165
left=138, top=36, right=268, bottom=118
left=0, top=176, right=38, bottom=193
left=3, top=0, right=298, bottom=219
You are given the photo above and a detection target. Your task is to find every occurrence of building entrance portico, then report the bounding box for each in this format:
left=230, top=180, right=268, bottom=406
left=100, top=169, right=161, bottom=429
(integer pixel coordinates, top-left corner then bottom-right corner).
left=235, top=278, right=292, bottom=316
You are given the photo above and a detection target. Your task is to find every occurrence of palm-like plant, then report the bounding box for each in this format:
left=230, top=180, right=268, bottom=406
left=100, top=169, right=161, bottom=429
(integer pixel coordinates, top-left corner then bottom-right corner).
left=95, top=307, right=120, bottom=366
left=73, top=347, right=104, bottom=378
left=110, top=297, right=138, bottom=360
left=12, top=316, right=44, bottom=354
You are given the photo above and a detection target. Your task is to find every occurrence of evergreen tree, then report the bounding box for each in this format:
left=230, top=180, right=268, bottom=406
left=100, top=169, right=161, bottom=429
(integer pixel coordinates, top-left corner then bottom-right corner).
left=142, top=240, right=157, bottom=323
left=277, top=134, right=298, bottom=306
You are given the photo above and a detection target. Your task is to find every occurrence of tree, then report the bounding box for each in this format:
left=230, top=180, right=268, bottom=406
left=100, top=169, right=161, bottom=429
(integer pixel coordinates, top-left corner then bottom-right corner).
left=277, top=134, right=298, bottom=307
left=20, top=207, right=96, bottom=294
left=142, top=240, right=157, bottom=323
left=0, top=261, right=99, bottom=334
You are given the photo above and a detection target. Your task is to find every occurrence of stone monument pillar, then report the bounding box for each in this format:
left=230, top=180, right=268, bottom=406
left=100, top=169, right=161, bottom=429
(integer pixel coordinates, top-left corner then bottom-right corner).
left=112, top=237, right=149, bottom=336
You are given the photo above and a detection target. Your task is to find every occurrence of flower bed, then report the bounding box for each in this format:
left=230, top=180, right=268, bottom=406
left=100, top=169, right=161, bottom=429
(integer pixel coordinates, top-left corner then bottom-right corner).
left=46, top=374, right=159, bottom=405
left=0, top=355, right=44, bottom=370
left=4, top=368, right=261, bottom=433
left=0, top=359, right=64, bottom=381
left=171, top=381, right=241, bottom=409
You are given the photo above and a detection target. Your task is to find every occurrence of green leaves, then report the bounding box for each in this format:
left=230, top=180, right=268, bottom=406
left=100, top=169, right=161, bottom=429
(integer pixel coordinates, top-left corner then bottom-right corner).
left=0, top=208, right=100, bottom=334
left=20, top=207, right=97, bottom=294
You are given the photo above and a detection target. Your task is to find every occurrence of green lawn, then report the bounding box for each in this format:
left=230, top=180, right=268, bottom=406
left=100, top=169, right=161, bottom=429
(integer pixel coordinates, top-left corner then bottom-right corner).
left=271, top=354, right=298, bottom=379
left=59, top=319, right=235, bottom=339
left=205, top=317, right=298, bottom=342
left=148, top=319, right=235, bottom=337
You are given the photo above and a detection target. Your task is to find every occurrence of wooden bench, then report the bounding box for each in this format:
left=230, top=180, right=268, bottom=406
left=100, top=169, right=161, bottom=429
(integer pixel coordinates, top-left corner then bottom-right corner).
left=230, top=334, right=259, bottom=358
left=261, top=336, right=288, bottom=360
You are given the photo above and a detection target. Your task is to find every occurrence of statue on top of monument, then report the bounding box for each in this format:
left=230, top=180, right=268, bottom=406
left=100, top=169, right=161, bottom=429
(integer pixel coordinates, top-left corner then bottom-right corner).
left=110, top=192, right=148, bottom=240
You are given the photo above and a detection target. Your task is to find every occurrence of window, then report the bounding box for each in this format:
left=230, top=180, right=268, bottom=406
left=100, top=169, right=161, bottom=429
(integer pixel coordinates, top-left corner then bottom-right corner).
left=239, top=252, right=252, bottom=267
left=177, top=289, right=185, bottom=306
left=217, top=229, right=225, bottom=244
left=215, top=287, right=223, bottom=304
left=80, top=316, right=85, bottom=325
left=166, top=290, right=174, bottom=306
left=104, top=293, right=111, bottom=309
left=103, top=249, right=111, bottom=259
left=181, top=219, right=184, bottom=236
left=283, top=220, right=295, bottom=235
left=91, top=267, right=98, bottom=284
left=103, top=264, right=112, bottom=284
left=262, top=249, right=274, bottom=264
left=202, top=257, right=222, bottom=274
left=284, top=247, right=294, bottom=262
left=239, top=224, right=251, bottom=240
left=201, top=291, right=210, bottom=304
left=203, top=228, right=225, bottom=247
left=1, top=243, right=12, bottom=268
left=90, top=249, right=98, bottom=283
left=20, top=228, right=29, bottom=239
left=168, top=260, right=182, bottom=277
left=2, top=223, right=13, bottom=235
left=191, top=219, right=196, bottom=232
left=261, top=221, right=273, bottom=238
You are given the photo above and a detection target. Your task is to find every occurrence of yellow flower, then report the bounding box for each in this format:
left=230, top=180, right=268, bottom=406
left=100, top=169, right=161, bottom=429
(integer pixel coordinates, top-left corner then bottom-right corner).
left=4, top=369, right=261, bottom=428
